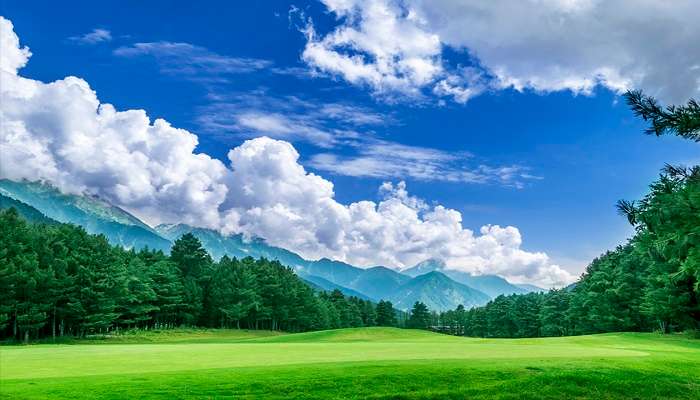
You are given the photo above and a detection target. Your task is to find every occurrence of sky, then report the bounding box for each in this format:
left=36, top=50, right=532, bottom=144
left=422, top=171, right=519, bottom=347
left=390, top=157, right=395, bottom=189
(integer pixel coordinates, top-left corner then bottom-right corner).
left=1, top=1, right=698, bottom=287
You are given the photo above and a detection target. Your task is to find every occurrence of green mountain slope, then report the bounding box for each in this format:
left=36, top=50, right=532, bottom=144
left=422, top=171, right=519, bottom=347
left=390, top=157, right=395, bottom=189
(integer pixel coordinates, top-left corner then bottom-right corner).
left=156, top=224, right=310, bottom=267
left=515, top=283, right=545, bottom=293
left=0, top=193, right=57, bottom=225
left=300, top=274, right=372, bottom=300
left=402, top=258, right=535, bottom=298
left=388, top=271, right=491, bottom=311
left=345, top=266, right=411, bottom=301
left=441, top=270, right=528, bottom=298
left=299, top=258, right=364, bottom=287
left=0, top=180, right=171, bottom=251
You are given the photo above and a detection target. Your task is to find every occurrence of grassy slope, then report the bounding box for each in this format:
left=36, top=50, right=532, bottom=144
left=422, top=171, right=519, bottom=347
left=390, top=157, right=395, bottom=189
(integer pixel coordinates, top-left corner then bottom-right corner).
left=1, top=328, right=699, bottom=399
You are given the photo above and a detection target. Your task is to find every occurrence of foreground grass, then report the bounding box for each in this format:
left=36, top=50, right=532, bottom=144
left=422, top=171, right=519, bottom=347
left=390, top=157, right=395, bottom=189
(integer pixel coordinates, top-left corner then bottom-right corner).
left=1, top=328, right=698, bottom=399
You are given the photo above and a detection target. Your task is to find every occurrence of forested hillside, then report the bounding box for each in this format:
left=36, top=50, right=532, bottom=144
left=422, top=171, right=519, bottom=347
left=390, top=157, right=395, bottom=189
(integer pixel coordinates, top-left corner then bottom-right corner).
left=0, top=209, right=399, bottom=342
left=432, top=91, right=700, bottom=337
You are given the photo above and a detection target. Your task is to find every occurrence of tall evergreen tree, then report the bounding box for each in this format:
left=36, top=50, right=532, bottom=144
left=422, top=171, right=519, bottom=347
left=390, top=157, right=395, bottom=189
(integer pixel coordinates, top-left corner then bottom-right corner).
left=147, top=259, right=184, bottom=328
left=538, top=289, right=570, bottom=337
left=407, top=301, right=430, bottom=329
left=376, top=300, right=397, bottom=326
left=170, top=234, right=212, bottom=325
left=118, top=257, right=158, bottom=329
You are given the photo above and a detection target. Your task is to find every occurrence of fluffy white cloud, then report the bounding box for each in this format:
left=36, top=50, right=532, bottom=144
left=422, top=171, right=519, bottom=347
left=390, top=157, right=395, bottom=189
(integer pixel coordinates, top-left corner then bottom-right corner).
left=1, top=18, right=229, bottom=228
left=304, top=0, right=700, bottom=104
left=301, top=0, right=478, bottom=102
left=0, top=16, right=573, bottom=286
left=0, top=17, right=30, bottom=74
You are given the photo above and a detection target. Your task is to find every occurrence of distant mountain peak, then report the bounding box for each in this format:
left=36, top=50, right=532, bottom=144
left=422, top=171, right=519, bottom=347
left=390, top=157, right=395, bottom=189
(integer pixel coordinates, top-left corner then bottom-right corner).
left=388, top=269, right=491, bottom=311
left=417, top=258, right=447, bottom=268
left=401, top=257, right=446, bottom=276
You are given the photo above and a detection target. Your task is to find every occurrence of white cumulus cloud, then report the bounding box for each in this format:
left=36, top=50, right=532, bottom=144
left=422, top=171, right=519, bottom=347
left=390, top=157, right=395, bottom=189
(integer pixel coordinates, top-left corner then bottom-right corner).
left=304, top=0, right=700, bottom=104
left=0, top=16, right=574, bottom=287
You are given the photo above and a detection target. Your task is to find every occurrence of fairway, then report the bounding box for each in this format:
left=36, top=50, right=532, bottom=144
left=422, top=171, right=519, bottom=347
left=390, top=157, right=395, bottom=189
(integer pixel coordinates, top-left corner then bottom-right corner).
left=1, top=328, right=699, bottom=399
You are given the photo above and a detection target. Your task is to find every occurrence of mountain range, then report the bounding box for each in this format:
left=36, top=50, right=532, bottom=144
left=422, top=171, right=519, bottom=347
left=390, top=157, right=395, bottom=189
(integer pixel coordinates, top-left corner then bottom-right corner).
left=0, top=179, right=544, bottom=310
left=402, top=259, right=533, bottom=298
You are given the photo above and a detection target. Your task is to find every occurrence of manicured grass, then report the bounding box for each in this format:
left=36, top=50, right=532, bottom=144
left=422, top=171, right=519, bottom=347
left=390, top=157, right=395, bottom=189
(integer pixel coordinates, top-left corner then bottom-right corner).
left=1, top=328, right=698, bottom=399
left=1, top=328, right=284, bottom=346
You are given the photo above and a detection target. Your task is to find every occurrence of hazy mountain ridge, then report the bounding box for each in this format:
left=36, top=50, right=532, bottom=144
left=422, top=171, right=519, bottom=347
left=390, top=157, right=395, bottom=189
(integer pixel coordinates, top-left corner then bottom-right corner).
left=344, top=266, right=411, bottom=301
left=515, top=283, right=546, bottom=293
left=388, top=271, right=491, bottom=311
left=155, top=224, right=398, bottom=301
left=0, top=193, right=57, bottom=225
left=0, top=180, right=544, bottom=311
left=0, top=180, right=171, bottom=251
left=300, top=274, right=372, bottom=300
left=402, top=258, right=541, bottom=297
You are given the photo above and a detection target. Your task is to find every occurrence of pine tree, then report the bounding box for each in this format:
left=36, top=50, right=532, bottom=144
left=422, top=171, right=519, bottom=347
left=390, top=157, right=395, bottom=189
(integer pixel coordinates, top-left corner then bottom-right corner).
left=209, top=257, right=260, bottom=329
left=0, top=209, right=22, bottom=333
left=375, top=300, right=397, bottom=326
left=148, top=259, right=185, bottom=328
left=539, top=289, right=570, bottom=337
left=118, top=257, right=158, bottom=329
left=170, top=234, right=212, bottom=325
left=407, top=301, right=430, bottom=329
left=625, top=90, right=700, bottom=142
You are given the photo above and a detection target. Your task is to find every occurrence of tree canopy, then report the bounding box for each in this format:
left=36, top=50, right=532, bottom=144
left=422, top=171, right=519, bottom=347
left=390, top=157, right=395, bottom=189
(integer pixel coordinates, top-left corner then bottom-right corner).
left=0, top=211, right=399, bottom=342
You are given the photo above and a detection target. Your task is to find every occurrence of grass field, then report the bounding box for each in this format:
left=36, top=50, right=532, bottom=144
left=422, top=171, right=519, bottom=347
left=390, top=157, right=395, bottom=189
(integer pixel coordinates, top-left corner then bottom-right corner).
left=1, top=328, right=699, bottom=399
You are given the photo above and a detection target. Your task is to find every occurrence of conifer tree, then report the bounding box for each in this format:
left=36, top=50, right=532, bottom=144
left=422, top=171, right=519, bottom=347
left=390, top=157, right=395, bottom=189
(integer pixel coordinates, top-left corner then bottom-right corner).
left=407, top=301, right=430, bottom=329
left=376, top=300, right=397, bottom=327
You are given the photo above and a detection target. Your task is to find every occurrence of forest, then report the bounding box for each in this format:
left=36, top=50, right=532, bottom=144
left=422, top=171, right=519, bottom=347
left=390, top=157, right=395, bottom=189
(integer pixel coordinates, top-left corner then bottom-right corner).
left=432, top=91, right=700, bottom=338
left=0, top=211, right=403, bottom=342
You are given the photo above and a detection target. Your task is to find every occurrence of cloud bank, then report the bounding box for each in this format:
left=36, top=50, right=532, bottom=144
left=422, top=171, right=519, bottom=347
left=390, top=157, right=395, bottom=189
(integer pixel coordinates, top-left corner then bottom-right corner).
left=0, top=16, right=573, bottom=286
left=303, top=0, right=700, bottom=104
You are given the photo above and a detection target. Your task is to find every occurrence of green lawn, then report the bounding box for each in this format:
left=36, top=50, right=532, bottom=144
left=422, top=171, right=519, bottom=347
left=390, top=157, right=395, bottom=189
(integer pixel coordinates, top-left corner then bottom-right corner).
left=1, top=328, right=699, bottom=399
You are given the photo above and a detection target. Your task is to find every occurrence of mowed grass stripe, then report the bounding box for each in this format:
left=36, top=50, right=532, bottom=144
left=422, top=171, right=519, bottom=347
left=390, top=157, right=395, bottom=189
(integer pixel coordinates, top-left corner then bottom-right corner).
left=2, top=357, right=698, bottom=399
left=0, top=328, right=671, bottom=380
left=1, top=341, right=650, bottom=380
left=1, top=328, right=698, bottom=399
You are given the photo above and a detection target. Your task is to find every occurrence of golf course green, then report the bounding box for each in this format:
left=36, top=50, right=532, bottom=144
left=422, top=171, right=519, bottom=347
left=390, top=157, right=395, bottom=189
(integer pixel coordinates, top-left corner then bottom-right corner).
left=1, top=327, right=699, bottom=399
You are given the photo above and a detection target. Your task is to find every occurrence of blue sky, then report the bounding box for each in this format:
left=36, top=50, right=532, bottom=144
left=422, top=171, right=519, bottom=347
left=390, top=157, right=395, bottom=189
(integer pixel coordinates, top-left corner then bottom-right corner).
left=2, top=1, right=698, bottom=282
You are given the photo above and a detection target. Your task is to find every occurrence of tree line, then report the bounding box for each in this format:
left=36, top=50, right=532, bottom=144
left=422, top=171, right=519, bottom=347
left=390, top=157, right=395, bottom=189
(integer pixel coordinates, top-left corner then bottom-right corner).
left=430, top=91, right=699, bottom=338
left=0, top=212, right=402, bottom=342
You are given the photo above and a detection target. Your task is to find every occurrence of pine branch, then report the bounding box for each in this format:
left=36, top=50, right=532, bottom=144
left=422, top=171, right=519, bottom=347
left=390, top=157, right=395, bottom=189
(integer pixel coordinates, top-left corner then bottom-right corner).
left=624, top=90, right=700, bottom=142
